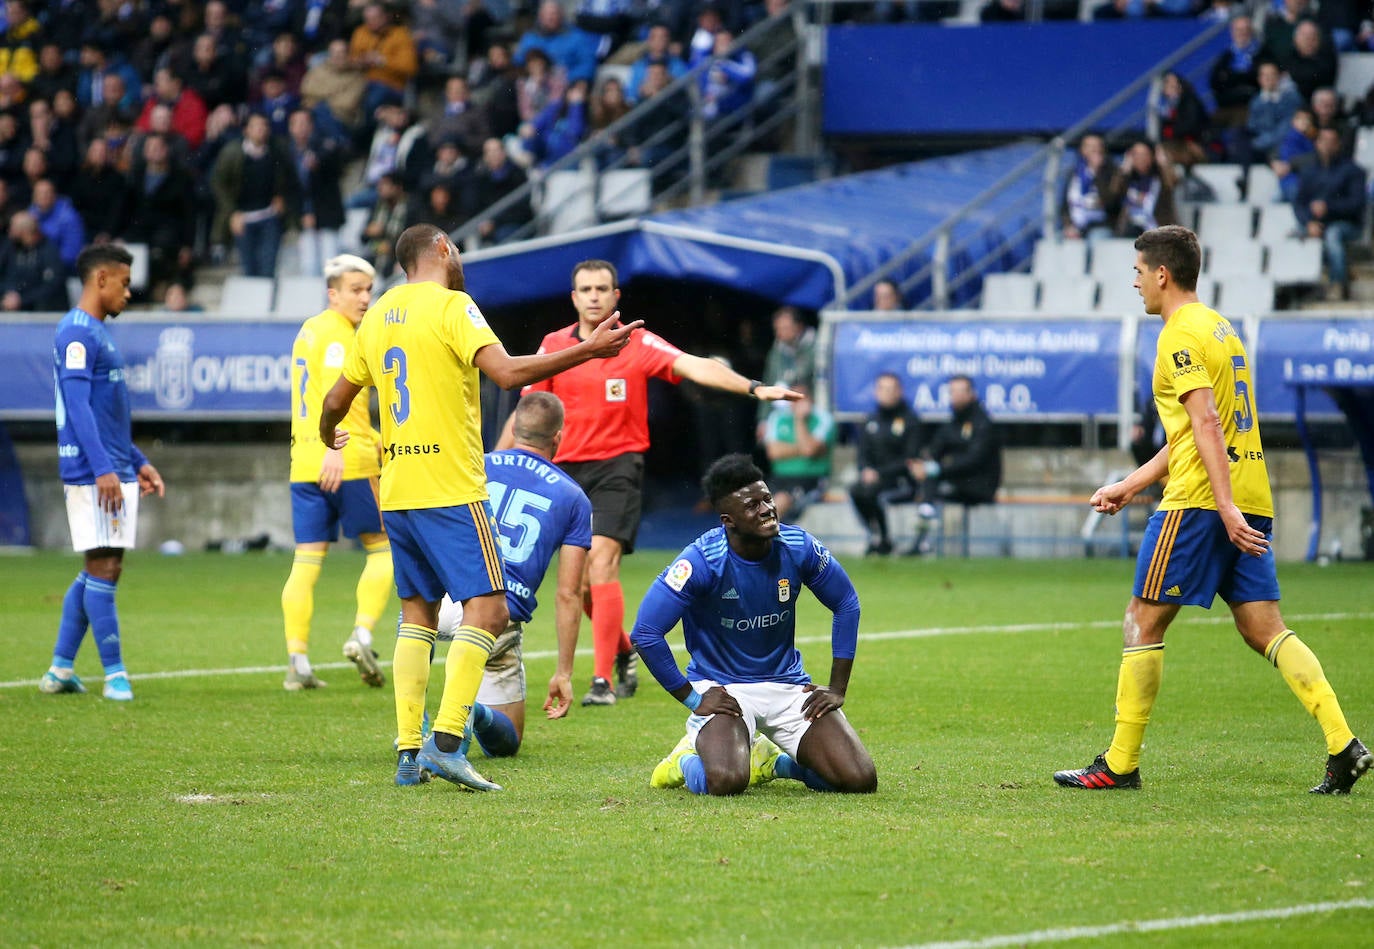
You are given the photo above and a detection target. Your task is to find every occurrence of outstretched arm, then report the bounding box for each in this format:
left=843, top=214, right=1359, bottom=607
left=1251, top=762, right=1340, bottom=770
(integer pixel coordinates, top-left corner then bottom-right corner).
left=671, top=352, right=802, bottom=404
left=474, top=314, right=644, bottom=390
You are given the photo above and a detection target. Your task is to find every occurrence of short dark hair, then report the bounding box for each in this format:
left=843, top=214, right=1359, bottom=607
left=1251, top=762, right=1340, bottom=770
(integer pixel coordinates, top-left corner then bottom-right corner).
left=702, top=453, right=764, bottom=505
left=512, top=391, right=564, bottom=449
left=1134, top=225, right=1200, bottom=292
left=76, top=243, right=133, bottom=283
left=949, top=373, right=975, bottom=390
left=571, top=259, right=618, bottom=288
left=395, top=223, right=446, bottom=274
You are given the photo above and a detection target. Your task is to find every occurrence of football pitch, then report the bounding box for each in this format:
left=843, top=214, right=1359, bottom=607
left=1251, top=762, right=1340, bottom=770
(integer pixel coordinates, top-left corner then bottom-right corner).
left=2, top=550, right=1372, bottom=947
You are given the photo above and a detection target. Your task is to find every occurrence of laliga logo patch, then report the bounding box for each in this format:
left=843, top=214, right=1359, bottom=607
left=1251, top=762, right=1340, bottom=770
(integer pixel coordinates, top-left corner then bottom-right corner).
left=64, top=341, right=87, bottom=370
left=777, top=578, right=790, bottom=603
left=466, top=303, right=489, bottom=329
left=324, top=341, right=346, bottom=369
left=605, top=378, right=627, bottom=402
left=665, top=558, right=692, bottom=591
left=1172, top=349, right=1192, bottom=368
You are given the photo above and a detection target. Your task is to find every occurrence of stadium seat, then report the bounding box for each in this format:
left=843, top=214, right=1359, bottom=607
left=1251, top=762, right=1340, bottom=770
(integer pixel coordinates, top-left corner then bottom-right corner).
left=1355, top=126, right=1374, bottom=178
left=66, top=276, right=81, bottom=307
left=219, top=275, right=275, bottom=316
left=1246, top=165, right=1281, bottom=205
left=1174, top=200, right=1201, bottom=231
left=339, top=207, right=371, bottom=254
left=597, top=168, right=653, bottom=219
left=1031, top=238, right=1087, bottom=279
left=124, top=242, right=150, bottom=293
left=979, top=272, right=1037, bottom=310
left=540, top=167, right=598, bottom=234
left=1196, top=203, right=1255, bottom=240
left=1265, top=238, right=1323, bottom=285
left=1215, top=275, right=1274, bottom=313
left=1205, top=240, right=1265, bottom=279
left=1087, top=238, right=1137, bottom=282
left=1195, top=275, right=1217, bottom=307
left=1187, top=164, right=1245, bottom=203
left=273, top=275, right=326, bottom=317
left=1256, top=203, right=1301, bottom=243
left=1094, top=273, right=1142, bottom=313
left=1336, top=52, right=1374, bottom=111
left=1036, top=275, right=1096, bottom=313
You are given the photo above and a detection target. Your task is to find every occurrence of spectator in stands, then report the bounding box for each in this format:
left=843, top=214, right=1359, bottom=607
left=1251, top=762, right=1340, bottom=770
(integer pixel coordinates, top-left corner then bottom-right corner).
left=31, top=43, right=78, bottom=104
left=131, top=12, right=188, bottom=86
left=1273, top=106, right=1317, bottom=201
left=15, top=148, right=51, bottom=208
left=408, top=179, right=467, bottom=233
left=44, top=0, right=87, bottom=55
left=873, top=278, right=905, bottom=310
left=1157, top=71, right=1212, bottom=168
left=590, top=75, right=631, bottom=166
left=1315, top=0, right=1363, bottom=51
left=411, top=0, right=469, bottom=72
left=29, top=179, right=85, bottom=268
left=697, top=27, right=756, bottom=121
left=162, top=281, right=203, bottom=313
left=763, top=383, right=835, bottom=522
left=472, top=135, right=531, bottom=244
left=849, top=372, right=923, bottom=557
left=361, top=170, right=408, bottom=275
left=624, top=62, right=688, bottom=168
left=574, top=0, right=637, bottom=58
left=0, top=0, right=40, bottom=85
left=250, top=32, right=308, bottom=102
left=981, top=0, right=1025, bottom=22
left=516, top=47, right=569, bottom=124
left=430, top=76, right=491, bottom=158
left=243, top=0, right=310, bottom=62
left=1209, top=13, right=1264, bottom=129
left=625, top=23, right=688, bottom=105
left=1091, top=0, right=1194, bottom=20
left=75, top=41, right=141, bottom=113
left=129, top=104, right=193, bottom=178
left=136, top=67, right=210, bottom=153
left=512, top=80, right=589, bottom=169
left=0, top=113, right=25, bottom=188
left=212, top=112, right=297, bottom=279
left=756, top=305, right=815, bottom=436
left=418, top=138, right=472, bottom=195
left=351, top=103, right=428, bottom=208
left=29, top=98, right=79, bottom=191
left=77, top=73, right=136, bottom=153
left=689, top=5, right=726, bottom=63
left=69, top=138, right=130, bottom=244
left=515, top=1, right=599, bottom=86
left=1263, top=0, right=1316, bottom=64
left=908, top=375, right=1002, bottom=555
left=0, top=211, right=67, bottom=312
left=350, top=2, right=420, bottom=121
left=126, top=133, right=197, bottom=294
left=1062, top=133, right=1116, bottom=242
left=1109, top=141, right=1177, bottom=238
left=1282, top=20, right=1338, bottom=101
left=1294, top=125, right=1366, bottom=300
left=187, top=33, right=248, bottom=113
left=1244, top=60, right=1303, bottom=163
left=470, top=42, right=521, bottom=139
left=201, top=0, right=250, bottom=73
left=1310, top=86, right=1353, bottom=134
left=301, top=38, right=367, bottom=148
left=0, top=177, right=19, bottom=238
left=287, top=108, right=347, bottom=279
left=256, top=70, right=302, bottom=137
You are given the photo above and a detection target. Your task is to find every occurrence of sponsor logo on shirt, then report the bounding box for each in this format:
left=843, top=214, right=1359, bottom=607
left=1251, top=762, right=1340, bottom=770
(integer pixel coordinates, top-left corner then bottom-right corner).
left=726, top=610, right=792, bottom=631
left=722, top=587, right=739, bottom=600
left=665, top=558, right=692, bottom=591
left=324, top=341, right=346, bottom=368
left=812, top=538, right=831, bottom=570
left=384, top=442, right=442, bottom=460
left=64, top=341, right=86, bottom=370
left=1172, top=349, right=1191, bottom=368
left=466, top=303, right=488, bottom=329
left=777, top=579, right=790, bottom=603
left=605, top=378, right=626, bottom=402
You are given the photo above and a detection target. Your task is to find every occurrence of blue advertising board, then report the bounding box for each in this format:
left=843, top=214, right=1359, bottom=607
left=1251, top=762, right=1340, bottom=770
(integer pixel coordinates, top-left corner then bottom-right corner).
left=1258, top=317, right=1374, bottom=414
left=828, top=318, right=1122, bottom=418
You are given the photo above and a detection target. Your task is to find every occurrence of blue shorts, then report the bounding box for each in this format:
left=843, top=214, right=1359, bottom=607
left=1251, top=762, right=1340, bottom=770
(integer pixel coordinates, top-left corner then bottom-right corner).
left=291, top=479, right=384, bottom=543
left=1133, top=508, right=1281, bottom=608
left=383, top=501, right=505, bottom=603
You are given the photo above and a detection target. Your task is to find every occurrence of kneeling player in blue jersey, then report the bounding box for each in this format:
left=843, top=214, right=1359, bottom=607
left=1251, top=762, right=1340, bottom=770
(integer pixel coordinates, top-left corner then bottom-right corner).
left=632, top=454, right=877, bottom=795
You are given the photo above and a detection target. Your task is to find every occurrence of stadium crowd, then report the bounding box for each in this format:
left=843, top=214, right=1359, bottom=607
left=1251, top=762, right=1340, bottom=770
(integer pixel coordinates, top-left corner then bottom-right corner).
left=0, top=0, right=777, bottom=305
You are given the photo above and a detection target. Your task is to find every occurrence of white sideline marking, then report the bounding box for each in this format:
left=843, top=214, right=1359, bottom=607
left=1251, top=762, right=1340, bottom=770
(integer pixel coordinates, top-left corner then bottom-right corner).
left=899, top=897, right=1374, bottom=949
left=4, top=610, right=1372, bottom=690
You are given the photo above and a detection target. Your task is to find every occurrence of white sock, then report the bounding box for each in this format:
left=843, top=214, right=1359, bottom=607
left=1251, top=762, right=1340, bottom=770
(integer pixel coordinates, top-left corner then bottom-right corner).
left=290, top=653, right=313, bottom=676
left=352, top=626, right=373, bottom=649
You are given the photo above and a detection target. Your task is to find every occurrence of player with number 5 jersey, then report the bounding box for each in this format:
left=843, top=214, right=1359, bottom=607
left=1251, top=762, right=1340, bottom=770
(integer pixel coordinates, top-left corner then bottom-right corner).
left=322, top=224, right=641, bottom=791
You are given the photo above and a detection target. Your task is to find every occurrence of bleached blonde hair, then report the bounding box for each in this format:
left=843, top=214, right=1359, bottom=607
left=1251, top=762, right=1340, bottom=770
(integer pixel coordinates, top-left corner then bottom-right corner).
left=324, top=254, right=376, bottom=289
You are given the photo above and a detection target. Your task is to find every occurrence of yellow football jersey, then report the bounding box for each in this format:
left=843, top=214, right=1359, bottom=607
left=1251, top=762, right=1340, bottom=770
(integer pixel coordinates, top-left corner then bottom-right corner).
left=342, top=281, right=500, bottom=511
left=289, top=309, right=379, bottom=483
left=1153, top=301, right=1273, bottom=516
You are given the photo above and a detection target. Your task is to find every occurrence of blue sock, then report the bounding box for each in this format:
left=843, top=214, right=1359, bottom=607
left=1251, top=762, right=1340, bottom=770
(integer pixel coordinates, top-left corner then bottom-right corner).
left=52, top=572, right=89, bottom=665
left=682, top=754, right=708, bottom=794
left=473, top=705, right=520, bottom=757
left=774, top=753, right=803, bottom=781
left=799, top=767, right=835, bottom=792
left=83, top=576, right=124, bottom=676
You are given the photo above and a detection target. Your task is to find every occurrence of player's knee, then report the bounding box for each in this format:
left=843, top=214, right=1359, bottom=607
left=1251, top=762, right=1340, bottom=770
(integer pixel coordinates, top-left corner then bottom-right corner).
left=838, top=758, right=878, bottom=794
left=705, top=762, right=750, bottom=796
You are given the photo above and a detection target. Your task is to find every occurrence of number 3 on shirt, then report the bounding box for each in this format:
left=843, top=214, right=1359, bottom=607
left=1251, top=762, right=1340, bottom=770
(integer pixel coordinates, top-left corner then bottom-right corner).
left=1231, top=354, right=1254, bottom=434
left=383, top=346, right=410, bottom=425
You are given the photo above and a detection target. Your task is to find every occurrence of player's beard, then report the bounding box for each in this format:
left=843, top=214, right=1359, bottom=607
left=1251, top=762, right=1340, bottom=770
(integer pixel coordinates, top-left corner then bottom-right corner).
left=447, top=256, right=466, bottom=292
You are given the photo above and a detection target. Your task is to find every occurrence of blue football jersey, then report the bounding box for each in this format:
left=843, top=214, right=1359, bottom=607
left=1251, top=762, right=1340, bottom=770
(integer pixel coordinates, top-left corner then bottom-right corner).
left=484, top=448, right=593, bottom=623
left=638, top=524, right=854, bottom=686
left=53, top=308, right=141, bottom=484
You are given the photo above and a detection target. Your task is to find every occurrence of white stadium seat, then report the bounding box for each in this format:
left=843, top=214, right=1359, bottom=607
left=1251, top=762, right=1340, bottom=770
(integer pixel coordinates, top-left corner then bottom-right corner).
left=979, top=273, right=1037, bottom=310
left=1031, top=238, right=1087, bottom=279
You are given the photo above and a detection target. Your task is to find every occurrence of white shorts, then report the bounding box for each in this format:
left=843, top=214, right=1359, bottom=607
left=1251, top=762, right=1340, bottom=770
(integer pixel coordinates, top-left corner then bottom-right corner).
left=64, top=482, right=139, bottom=552
left=682, top=680, right=845, bottom=758
left=436, top=597, right=526, bottom=706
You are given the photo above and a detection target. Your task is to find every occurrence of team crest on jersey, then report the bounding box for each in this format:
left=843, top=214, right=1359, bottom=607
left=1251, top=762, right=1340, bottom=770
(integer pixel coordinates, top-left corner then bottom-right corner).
left=324, top=341, right=346, bottom=368
left=65, top=341, right=87, bottom=370
left=665, top=559, right=692, bottom=591
left=777, top=578, right=790, bottom=602
left=605, top=378, right=627, bottom=402
left=466, top=303, right=489, bottom=329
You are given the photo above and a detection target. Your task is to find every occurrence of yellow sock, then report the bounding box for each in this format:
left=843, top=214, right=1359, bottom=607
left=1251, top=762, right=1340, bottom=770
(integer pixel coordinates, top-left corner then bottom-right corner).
left=281, top=550, right=325, bottom=657
left=394, top=624, right=436, bottom=751
left=354, top=540, right=393, bottom=632
left=433, top=625, right=496, bottom=740
left=1265, top=630, right=1355, bottom=755
left=1105, top=643, right=1164, bottom=775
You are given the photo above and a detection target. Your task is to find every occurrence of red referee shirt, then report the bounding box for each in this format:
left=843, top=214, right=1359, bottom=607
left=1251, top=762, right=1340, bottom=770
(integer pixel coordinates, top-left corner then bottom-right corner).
left=523, top=324, right=685, bottom=463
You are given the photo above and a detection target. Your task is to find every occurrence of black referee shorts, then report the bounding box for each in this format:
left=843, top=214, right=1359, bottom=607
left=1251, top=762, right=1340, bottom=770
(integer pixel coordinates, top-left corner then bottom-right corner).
left=560, top=452, right=644, bottom=554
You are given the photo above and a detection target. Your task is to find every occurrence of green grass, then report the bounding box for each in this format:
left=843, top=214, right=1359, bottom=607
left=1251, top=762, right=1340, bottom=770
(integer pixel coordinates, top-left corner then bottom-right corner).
left=1, top=551, right=1372, bottom=947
